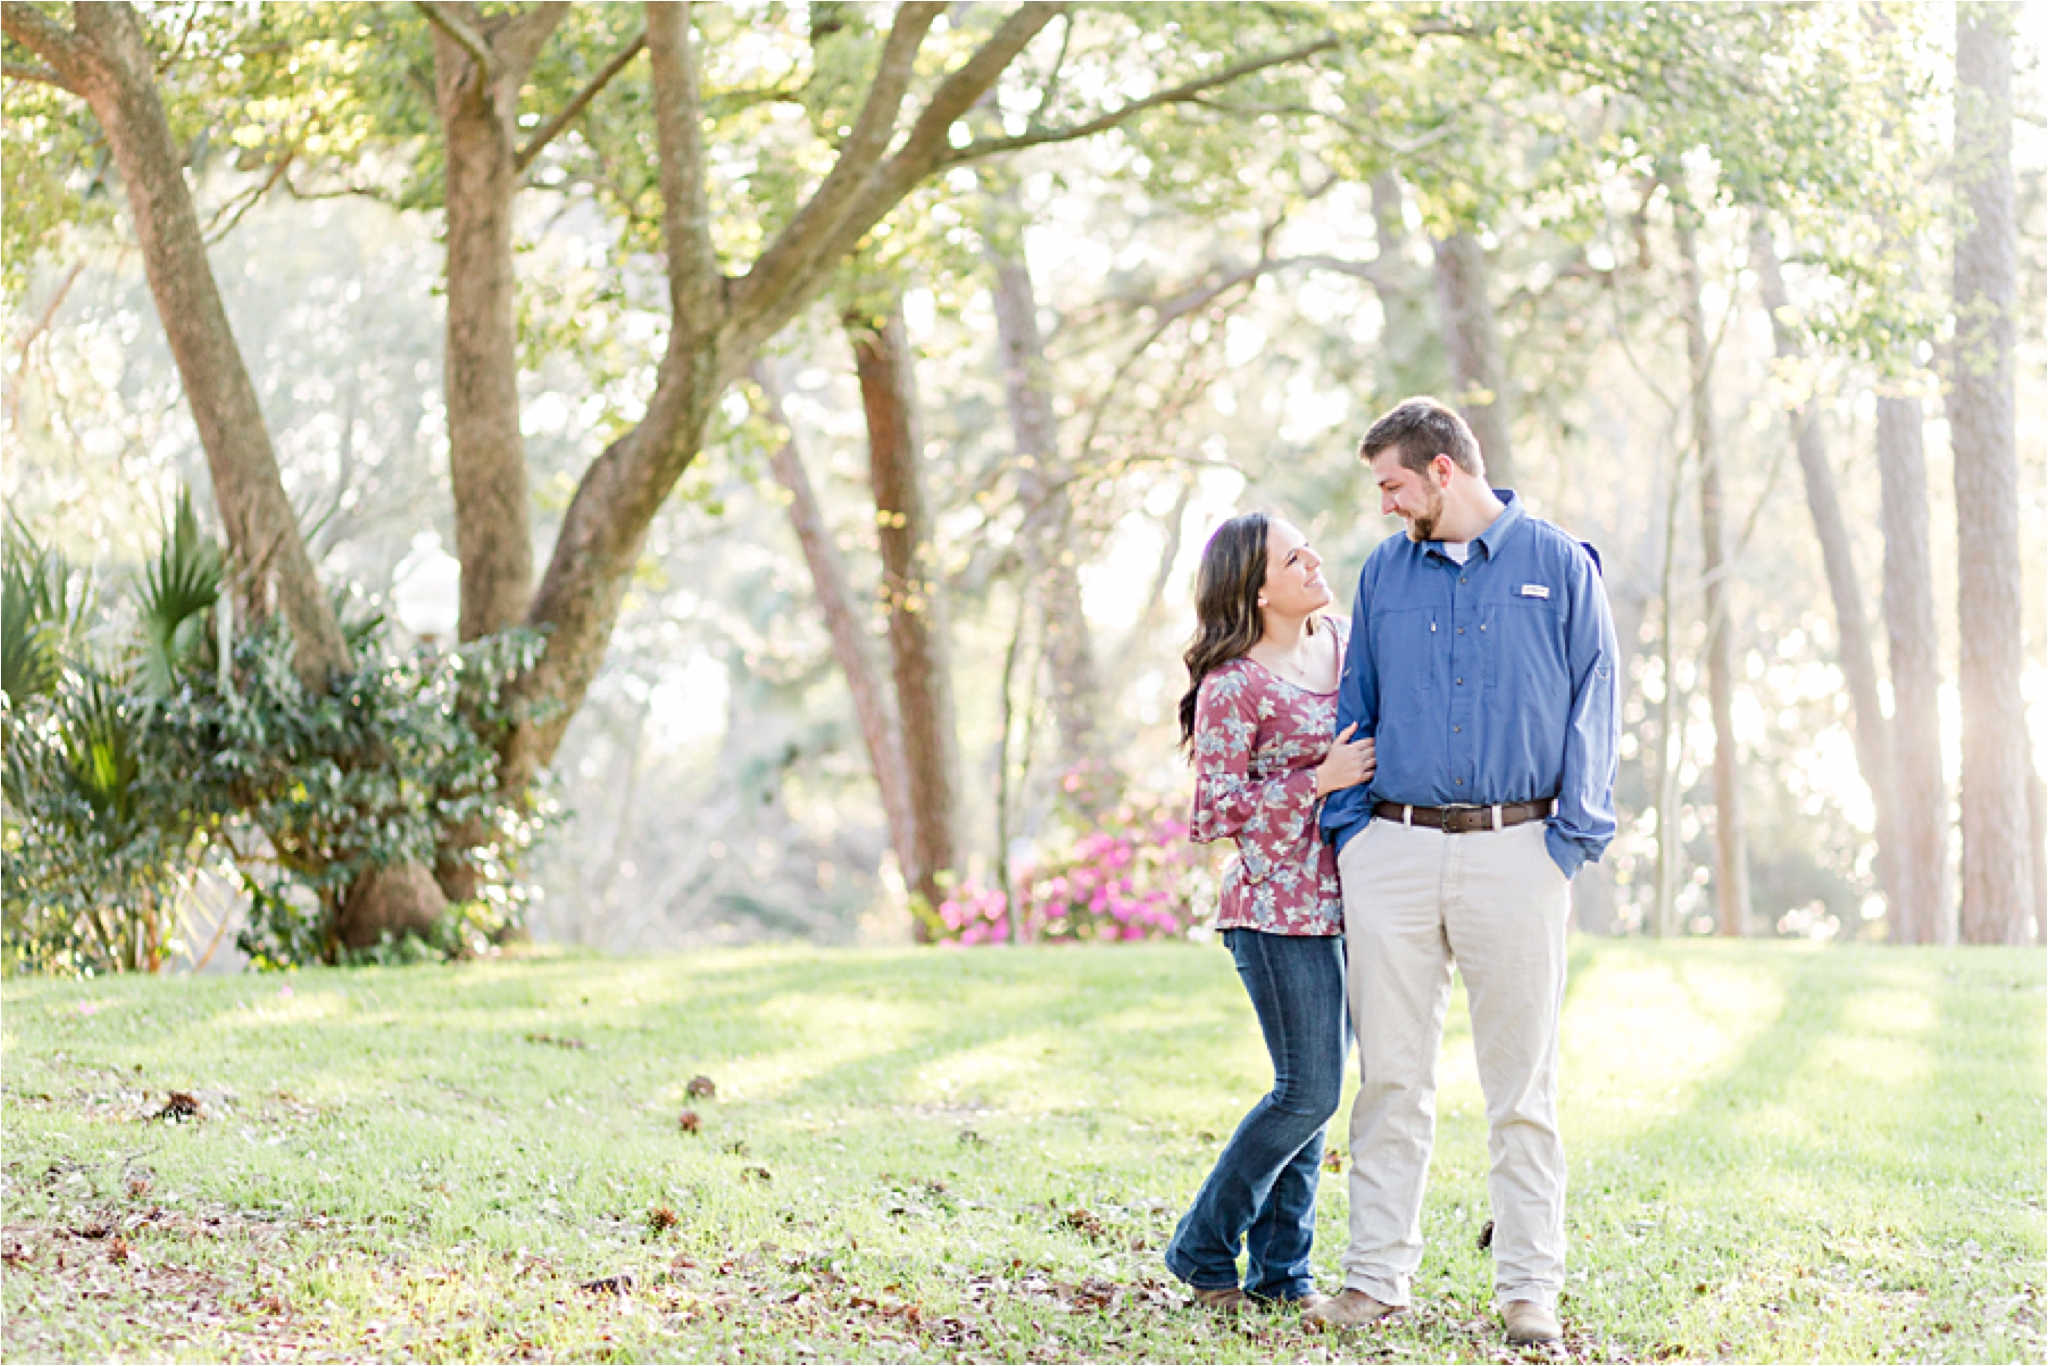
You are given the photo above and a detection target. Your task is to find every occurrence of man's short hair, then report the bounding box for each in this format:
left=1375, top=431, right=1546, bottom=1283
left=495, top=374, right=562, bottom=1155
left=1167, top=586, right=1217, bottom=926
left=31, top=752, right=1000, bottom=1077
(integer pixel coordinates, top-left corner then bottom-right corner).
left=1357, top=398, right=1484, bottom=478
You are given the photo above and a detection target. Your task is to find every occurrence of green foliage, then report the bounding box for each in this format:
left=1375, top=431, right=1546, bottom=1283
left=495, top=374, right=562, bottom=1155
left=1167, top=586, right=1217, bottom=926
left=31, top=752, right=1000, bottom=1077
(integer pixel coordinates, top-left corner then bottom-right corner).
left=1, top=665, right=204, bottom=976
left=0, top=519, right=89, bottom=707
left=137, top=488, right=222, bottom=696
left=0, top=497, right=552, bottom=977
left=192, top=620, right=549, bottom=970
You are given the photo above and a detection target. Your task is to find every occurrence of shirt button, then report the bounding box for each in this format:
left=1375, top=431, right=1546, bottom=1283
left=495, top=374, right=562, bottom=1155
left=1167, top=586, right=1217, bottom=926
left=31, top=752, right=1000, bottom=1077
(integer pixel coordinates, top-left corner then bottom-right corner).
left=1458, top=627, right=1465, bottom=635
left=1456, top=678, right=1464, bottom=686
left=1460, top=576, right=1468, bottom=584
left=1454, top=726, right=1462, bottom=733
left=1455, top=778, right=1464, bottom=785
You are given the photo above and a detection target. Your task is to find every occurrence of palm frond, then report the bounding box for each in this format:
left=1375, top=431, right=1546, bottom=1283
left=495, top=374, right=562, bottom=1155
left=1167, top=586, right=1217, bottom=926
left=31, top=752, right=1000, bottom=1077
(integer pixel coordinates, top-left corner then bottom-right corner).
left=2, top=518, right=88, bottom=706
left=139, top=489, right=222, bottom=695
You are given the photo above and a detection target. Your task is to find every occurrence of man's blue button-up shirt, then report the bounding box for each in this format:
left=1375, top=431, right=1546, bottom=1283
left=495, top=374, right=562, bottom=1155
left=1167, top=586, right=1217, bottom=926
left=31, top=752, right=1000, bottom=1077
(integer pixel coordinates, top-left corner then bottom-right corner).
left=1319, top=491, right=1621, bottom=879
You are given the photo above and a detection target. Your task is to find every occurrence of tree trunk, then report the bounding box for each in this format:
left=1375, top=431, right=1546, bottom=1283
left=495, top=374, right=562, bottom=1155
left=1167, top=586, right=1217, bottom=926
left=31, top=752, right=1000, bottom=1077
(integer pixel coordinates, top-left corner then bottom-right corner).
left=1877, top=392, right=1952, bottom=944
left=848, top=303, right=961, bottom=930
left=1675, top=205, right=1750, bottom=937
left=1432, top=229, right=1515, bottom=488
left=17, top=3, right=351, bottom=692
left=421, top=2, right=569, bottom=903
left=498, top=1, right=732, bottom=795
left=984, top=186, right=1105, bottom=794
left=427, top=3, right=561, bottom=642
left=1951, top=2, right=2037, bottom=945
left=753, top=365, right=918, bottom=883
left=1368, top=171, right=1448, bottom=402
left=1651, top=439, right=1687, bottom=939
left=1749, top=222, right=1901, bottom=928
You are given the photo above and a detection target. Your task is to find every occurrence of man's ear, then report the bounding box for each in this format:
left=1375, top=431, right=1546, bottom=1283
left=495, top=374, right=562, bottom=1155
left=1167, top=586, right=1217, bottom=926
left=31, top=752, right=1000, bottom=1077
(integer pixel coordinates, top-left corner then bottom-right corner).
left=1433, top=453, right=1456, bottom=486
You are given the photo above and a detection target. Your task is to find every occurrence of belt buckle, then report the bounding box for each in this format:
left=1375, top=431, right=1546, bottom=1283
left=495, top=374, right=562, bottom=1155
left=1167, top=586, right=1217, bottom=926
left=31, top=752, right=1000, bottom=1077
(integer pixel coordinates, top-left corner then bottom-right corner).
left=1439, top=802, right=1484, bottom=833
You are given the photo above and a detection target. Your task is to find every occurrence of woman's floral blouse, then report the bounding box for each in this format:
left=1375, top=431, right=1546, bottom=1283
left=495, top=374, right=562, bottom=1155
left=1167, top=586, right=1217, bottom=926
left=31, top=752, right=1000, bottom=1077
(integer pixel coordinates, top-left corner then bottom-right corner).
left=1189, top=639, right=1344, bottom=937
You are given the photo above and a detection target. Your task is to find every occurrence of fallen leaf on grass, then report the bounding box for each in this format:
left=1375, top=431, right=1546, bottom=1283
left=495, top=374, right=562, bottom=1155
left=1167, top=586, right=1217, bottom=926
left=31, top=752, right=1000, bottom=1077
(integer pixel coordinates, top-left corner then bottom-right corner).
left=646, top=1206, right=680, bottom=1235
left=687, top=1075, right=717, bottom=1099
left=1478, top=1218, right=1495, bottom=1250
left=741, top=1166, right=773, bottom=1185
left=581, top=1272, right=636, bottom=1295
left=678, top=1109, right=702, bottom=1133
left=155, top=1092, right=201, bottom=1122
left=1323, top=1146, right=1346, bottom=1173
left=525, top=1032, right=590, bottom=1050
left=1062, top=1207, right=1108, bottom=1241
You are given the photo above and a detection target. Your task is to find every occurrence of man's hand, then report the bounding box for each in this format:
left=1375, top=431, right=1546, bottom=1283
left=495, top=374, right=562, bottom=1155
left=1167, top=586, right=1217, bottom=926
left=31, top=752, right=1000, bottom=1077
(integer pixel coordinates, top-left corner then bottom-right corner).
left=1316, top=724, right=1376, bottom=797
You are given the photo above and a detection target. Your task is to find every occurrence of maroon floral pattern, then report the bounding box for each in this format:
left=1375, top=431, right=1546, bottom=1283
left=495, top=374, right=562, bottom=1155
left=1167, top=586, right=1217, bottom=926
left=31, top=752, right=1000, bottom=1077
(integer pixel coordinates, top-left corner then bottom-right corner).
left=1189, top=652, right=1344, bottom=936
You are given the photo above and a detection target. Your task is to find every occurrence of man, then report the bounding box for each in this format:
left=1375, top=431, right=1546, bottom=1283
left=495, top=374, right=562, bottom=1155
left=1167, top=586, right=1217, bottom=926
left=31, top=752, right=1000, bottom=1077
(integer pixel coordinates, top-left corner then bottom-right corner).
left=1304, top=398, right=1619, bottom=1348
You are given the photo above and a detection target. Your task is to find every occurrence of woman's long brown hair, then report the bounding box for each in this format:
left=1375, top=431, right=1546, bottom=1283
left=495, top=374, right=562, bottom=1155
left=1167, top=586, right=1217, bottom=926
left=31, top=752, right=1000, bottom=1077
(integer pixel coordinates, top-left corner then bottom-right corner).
left=1179, top=511, right=1273, bottom=753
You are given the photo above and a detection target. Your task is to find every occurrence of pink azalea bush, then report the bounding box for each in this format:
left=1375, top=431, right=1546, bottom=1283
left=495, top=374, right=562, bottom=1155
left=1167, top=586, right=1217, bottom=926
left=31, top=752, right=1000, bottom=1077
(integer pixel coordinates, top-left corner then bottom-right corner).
left=926, top=785, right=1214, bottom=947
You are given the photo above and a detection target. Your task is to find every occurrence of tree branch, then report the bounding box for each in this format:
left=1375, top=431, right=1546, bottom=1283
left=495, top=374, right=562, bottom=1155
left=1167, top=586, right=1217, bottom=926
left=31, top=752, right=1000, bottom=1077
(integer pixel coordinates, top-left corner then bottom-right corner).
left=772, top=0, right=1063, bottom=319
left=1186, top=92, right=1461, bottom=156
left=3, top=58, right=75, bottom=90
left=203, top=149, right=295, bottom=245
left=414, top=1, right=498, bottom=80
left=497, top=0, right=571, bottom=77
left=733, top=1, right=945, bottom=320
left=515, top=28, right=645, bottom=172
left=1, top=2, right=90, bottom=91
left=153, top=1, right=200, bottom=74
left=647, top=2, right=719, bottom=330
left=942, top=32, right=1338, bottom=165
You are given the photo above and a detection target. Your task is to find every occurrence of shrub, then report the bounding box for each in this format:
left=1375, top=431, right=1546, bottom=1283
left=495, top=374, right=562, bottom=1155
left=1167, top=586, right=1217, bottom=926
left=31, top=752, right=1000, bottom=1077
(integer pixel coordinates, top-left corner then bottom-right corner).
left=0, top=502, right=552, bottom=976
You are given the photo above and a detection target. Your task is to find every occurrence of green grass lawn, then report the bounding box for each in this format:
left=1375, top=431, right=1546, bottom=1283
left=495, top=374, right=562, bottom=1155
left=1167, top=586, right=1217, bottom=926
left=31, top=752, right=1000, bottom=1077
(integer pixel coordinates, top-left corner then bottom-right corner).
left=2, top=939, right=2042, bottom=1363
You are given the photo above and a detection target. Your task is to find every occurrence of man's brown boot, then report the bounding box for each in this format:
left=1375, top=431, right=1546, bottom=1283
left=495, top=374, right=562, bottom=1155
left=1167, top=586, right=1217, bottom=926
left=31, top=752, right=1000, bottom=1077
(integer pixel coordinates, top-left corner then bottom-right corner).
left=1301, top=1288, right=1399, bottom=1329
left=1502, top=1300, right=1562, bottom=1346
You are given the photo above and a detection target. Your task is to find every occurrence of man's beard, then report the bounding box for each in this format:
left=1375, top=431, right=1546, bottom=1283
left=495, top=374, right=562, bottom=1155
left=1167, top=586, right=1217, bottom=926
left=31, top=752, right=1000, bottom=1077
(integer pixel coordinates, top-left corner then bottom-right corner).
left=1404, top=485, right=1445, bottom=542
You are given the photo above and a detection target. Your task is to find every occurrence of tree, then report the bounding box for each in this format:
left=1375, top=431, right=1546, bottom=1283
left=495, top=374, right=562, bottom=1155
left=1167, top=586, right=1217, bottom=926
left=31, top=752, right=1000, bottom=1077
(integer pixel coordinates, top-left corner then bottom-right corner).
left=1673, top=196, right=1749, bottom=936
left=1749, top=221, right=1901, bottom=935
left=0, top=1, right=448, bottom=946
left=1878, top=381, right=1951, bottom=944
left=1950, top=0, right=2036, bottom=945
left=845, top=301, right=962, bottom=929
left=1431, top=229, right=1515, bottom=488
left=0, top=4, right=348, bottom=689
left=752, top=365, right=918, bottom=895
left=983, top=181, right=1106, bottom=790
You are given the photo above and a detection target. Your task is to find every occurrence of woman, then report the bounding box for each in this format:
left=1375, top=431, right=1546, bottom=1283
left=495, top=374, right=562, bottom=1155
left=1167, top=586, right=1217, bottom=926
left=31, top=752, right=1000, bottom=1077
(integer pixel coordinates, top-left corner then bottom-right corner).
left=1164, top=511, right=1375, bottom=1312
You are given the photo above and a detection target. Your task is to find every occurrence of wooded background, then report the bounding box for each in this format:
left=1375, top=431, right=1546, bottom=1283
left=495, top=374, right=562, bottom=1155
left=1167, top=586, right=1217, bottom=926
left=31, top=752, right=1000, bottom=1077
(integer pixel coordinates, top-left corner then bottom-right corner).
left=3, top=1, right=2042, bottom=957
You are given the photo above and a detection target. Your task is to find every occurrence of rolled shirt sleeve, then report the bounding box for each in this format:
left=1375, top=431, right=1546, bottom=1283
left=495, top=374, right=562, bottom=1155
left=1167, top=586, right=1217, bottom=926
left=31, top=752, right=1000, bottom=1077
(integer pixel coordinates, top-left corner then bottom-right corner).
left=1320, top=561, right=1378, bottom=853
left=1544, top=544, right=1621, bottom=879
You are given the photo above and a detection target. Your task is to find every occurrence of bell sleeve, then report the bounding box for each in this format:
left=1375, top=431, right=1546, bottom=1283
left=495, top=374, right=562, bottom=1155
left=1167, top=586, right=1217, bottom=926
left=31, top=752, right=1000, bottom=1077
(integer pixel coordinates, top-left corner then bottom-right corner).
left=1189, top=669, right=1321, bottom=884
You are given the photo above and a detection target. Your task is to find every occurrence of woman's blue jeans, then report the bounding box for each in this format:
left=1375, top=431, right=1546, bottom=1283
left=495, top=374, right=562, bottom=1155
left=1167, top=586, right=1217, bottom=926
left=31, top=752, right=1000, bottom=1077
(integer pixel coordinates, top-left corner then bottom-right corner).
left=1165, top=928, right=1348, bottom=1301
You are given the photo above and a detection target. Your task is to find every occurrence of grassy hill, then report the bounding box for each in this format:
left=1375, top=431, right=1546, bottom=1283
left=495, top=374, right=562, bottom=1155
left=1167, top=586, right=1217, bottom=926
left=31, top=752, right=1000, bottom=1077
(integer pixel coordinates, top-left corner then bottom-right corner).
left=3, top=939, right=2042, bottom=1363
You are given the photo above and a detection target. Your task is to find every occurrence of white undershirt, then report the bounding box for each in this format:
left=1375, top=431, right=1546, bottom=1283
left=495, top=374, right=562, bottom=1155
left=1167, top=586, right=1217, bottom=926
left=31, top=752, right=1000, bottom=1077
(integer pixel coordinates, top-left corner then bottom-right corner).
left=1440, top=540, right=1473, bottom=564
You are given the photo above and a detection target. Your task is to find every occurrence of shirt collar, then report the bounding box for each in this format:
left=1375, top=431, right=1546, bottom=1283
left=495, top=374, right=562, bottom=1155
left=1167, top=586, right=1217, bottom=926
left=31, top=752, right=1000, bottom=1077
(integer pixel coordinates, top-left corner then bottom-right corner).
left=1430, top=489, right=1525, bottom=561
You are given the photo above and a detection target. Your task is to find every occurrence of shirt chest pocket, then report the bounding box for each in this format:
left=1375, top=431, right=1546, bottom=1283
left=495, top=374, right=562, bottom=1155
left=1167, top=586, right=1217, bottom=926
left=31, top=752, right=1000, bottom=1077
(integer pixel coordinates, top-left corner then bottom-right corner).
left=1372, top=606, right=1442, bottom=693
left=1481, top=598, right=1565, bottom=690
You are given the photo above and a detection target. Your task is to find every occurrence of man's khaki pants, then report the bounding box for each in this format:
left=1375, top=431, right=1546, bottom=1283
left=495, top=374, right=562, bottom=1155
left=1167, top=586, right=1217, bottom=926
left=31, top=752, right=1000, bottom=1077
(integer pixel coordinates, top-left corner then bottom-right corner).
left=1336, top=817, right=1570, bottom=1312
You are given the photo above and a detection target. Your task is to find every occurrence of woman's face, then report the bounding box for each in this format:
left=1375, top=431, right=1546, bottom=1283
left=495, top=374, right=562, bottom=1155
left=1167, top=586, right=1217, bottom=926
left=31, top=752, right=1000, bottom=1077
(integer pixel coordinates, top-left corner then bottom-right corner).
left=1260, top=519, right=1332, bottom=619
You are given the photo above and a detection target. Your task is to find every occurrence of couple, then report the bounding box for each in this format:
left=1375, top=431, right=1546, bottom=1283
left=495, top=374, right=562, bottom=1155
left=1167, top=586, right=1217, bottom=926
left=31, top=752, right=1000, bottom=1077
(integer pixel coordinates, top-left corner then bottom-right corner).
left=1165, top=397, right=1620, bottom=1349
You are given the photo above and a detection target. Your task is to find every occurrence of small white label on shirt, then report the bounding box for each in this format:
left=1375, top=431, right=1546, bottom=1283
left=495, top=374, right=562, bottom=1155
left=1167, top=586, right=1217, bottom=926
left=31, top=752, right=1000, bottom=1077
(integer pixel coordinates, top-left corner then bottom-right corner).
left=1520, top=584, right=1551, bottom=599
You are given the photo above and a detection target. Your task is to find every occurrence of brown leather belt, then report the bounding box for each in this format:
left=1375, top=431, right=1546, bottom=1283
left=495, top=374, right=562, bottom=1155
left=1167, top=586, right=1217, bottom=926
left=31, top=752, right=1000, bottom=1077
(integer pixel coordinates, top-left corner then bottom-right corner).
left=1373, top=799, right=1555, bottom=833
